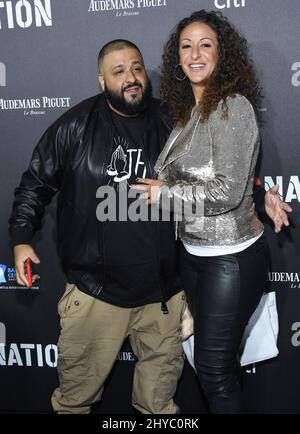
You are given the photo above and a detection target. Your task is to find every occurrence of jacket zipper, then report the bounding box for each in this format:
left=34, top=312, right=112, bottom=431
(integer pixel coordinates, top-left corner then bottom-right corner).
left=95, top=126, right=115, bottom=296
left=141, top=134, right=169, bottom=315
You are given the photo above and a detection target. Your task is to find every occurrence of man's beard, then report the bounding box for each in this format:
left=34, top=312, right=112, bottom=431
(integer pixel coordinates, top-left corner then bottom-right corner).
left=104, top=79, right=152, bottom=116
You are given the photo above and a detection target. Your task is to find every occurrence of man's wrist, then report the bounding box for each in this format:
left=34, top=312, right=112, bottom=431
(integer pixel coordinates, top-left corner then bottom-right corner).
left=10, top=226, right=34, bottom=246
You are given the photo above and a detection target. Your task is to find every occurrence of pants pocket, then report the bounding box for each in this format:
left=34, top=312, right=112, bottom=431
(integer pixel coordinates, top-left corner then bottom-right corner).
left=57, top=283, right=76, bottom=318
left=56, top=338, right=88, bottom=395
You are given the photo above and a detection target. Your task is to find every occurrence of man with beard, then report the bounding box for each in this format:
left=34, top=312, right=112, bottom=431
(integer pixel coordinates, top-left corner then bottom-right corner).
left=9, top=40, right=291, bottom=414
left=9, top=40, right=185, bottom=414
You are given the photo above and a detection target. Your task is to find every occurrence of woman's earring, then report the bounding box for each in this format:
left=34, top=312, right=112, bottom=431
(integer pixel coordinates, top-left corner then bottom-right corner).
left=175, top=64, right=187, bottom=81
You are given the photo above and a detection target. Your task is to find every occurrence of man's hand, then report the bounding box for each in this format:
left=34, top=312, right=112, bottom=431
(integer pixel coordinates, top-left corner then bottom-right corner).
left=13, top=244, right=40, bottom=287
left=265, top=185, right=292, bottom=233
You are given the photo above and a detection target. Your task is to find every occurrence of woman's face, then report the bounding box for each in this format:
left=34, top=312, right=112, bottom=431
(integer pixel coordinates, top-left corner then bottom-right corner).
left=179, top=22, right=219, bottom=92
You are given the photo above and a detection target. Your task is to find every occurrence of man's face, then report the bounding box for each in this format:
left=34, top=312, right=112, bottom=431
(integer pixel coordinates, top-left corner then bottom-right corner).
left=99, top=48, right=151, bottom=116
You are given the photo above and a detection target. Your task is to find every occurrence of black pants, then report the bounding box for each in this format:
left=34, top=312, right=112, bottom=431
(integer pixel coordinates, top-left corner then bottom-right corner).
left=181, top=235, right=269, bottom=414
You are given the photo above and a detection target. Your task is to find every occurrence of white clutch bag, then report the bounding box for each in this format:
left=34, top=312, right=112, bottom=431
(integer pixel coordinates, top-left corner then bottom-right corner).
left=182, top=291, right=279, bottom=368
left=240, top=291, right=279, bottom=366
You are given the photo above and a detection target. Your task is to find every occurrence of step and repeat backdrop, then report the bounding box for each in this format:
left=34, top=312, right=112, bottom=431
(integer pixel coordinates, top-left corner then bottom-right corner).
left=0, top=0, right=299, bottom=414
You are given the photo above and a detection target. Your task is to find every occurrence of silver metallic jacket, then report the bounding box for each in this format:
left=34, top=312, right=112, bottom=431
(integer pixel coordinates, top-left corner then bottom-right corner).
left=155, top=94, right=263, bottom=246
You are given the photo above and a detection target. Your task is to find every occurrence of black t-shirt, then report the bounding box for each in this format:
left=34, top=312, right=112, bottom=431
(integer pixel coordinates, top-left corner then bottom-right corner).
left=99, top=110, right=163, bottom=308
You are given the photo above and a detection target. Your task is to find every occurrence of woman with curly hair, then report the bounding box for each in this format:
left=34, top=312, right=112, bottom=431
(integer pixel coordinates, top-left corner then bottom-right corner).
left=135, top=10, right=270, bottom=413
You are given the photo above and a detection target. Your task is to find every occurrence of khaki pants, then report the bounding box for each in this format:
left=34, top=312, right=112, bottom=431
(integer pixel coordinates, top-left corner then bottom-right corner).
left=51, top=284, right=186, bottom=414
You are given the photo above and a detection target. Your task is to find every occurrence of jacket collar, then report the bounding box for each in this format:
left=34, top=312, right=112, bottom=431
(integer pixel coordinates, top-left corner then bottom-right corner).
left=155, top=111, right=201, bottom=174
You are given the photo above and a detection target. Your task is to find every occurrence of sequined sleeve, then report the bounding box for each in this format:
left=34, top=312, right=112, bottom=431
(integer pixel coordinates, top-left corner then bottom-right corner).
left=203, top=95, right=259, bottom=215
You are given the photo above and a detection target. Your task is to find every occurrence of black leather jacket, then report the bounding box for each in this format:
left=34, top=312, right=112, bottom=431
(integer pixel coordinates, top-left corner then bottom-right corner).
left=9, top=94, right=182, bottom=299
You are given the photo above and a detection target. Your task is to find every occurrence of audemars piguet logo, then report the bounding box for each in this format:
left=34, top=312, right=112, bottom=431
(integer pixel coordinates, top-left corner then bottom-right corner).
left=214, top=0, right=245, bottom=8
left=0, top=96, right=71, bottom=116
left=88, top=0, right=167, bottom=17
left=0, top=62, right=6, bottom=86
left=268, top=272, right=300, bottom=289
left=0, top=0, right=52, bottom=30
left=116, top=351, right=135, bottom=361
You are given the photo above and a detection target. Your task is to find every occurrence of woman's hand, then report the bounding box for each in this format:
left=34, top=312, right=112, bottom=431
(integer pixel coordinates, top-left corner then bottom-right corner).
left=265, top=185, right=292, bottom=233
left=132, top=178, right=163, bottom=204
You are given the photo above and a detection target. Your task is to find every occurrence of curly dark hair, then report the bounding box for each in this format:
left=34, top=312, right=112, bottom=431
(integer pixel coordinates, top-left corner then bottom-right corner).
left=160, top=10, right=262, bottom=127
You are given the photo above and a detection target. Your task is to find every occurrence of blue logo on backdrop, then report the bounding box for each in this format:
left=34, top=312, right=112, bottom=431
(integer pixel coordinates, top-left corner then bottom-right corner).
left=0, top=262, right=40, bottom=290
left=0, top=264, right=7, bottom=283
left=0, top=263, right=16, bottom=283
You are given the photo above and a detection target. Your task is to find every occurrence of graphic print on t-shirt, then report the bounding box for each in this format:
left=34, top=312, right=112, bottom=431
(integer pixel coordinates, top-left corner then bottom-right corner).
left=106, top=136, right=147, bottom=189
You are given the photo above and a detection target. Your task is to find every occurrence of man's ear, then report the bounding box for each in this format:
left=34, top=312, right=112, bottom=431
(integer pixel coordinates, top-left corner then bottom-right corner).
left=98, top=73, right=105, bottom=91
